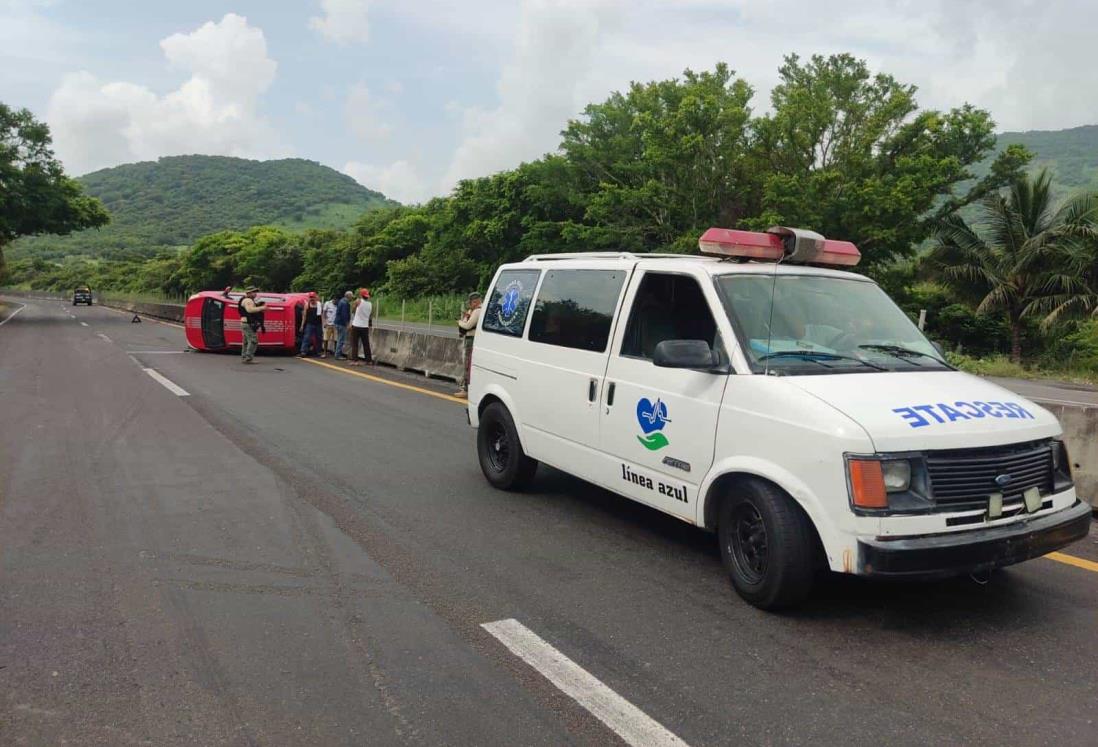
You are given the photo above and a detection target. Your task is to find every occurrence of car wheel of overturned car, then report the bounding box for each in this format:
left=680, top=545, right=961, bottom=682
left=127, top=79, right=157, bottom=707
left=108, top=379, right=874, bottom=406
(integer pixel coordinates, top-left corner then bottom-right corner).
left=477, top=402, right=538, bottom=490
left=718, top=478, right=816, bottom=610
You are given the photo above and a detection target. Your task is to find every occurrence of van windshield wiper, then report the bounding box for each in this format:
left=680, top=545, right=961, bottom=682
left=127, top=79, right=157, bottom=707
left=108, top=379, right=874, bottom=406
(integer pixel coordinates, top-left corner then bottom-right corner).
left=858, top=344, right=948, bottom=366
left=758, top=350, right=887, bottom=371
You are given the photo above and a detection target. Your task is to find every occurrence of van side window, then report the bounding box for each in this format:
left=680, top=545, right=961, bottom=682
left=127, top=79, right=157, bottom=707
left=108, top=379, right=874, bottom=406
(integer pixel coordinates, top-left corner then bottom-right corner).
left=621, top=272, right=718, bottom=359
left=483, top=269, right=540, bottom=337
left=528, top=269, right=625, bottom=352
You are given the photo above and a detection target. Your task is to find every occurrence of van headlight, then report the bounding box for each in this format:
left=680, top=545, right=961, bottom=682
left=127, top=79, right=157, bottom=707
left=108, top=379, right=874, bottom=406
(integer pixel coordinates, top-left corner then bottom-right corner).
left=846, top=455, right=930, bottom=513
left=1051, top=439, right=1074, bottom=491
left=880, top=460, right=911, bottom=492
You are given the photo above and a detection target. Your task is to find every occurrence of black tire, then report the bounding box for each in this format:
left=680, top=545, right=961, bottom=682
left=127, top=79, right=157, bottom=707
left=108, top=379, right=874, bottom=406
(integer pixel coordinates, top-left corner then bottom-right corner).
left=477, top=402, right=538, bottom=490
left=717, top=479, right=816, bottom=610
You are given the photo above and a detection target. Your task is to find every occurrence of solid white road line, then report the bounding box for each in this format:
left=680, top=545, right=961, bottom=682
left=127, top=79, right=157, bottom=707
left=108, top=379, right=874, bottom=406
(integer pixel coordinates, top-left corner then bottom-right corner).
left=0, top=301, right=27, bottom=327
left=144, top=368, right=189, bottom=397
left=481, top=619, right=688, bottom=747
left=1029, top=395, right=1097, bottom=408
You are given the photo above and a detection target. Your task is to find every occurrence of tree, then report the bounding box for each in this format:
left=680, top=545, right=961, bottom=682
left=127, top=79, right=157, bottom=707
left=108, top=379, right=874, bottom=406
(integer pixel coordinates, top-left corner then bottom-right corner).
left=561, top=63, right=755, bottom=251
left=746, top=54, right=1030, bottom=273
left=926, top=170, right=1098, bottom=362
left=0, top=103, right=109, bottom=278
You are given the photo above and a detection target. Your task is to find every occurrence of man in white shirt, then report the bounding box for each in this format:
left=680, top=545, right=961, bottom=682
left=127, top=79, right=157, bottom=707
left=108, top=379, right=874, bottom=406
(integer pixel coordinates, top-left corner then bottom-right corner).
left=349, top=288, right=374, bottom=366
left=321, top=293, right=338, bottom=358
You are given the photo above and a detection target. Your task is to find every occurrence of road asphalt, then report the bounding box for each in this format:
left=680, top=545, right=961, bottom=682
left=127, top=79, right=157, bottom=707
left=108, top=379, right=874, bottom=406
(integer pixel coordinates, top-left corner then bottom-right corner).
left=2, top=296, right=1097, bottom=746
left=987, top=376, right=1098, bottom=408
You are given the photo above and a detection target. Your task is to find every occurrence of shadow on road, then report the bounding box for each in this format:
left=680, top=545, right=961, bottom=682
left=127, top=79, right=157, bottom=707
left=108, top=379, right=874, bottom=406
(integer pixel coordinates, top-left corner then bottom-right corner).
left=531, top=466, right=1070, bottom=632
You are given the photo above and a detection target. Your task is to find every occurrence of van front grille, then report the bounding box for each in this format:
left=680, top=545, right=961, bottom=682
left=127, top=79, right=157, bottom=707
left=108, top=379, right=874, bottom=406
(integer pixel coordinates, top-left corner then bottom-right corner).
left=926, top=441, right=1053, bottom=512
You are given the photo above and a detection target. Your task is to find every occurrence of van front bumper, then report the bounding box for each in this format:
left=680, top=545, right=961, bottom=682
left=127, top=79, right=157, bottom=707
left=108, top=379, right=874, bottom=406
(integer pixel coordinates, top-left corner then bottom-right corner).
left=858, top=500, right=1092, bottom=578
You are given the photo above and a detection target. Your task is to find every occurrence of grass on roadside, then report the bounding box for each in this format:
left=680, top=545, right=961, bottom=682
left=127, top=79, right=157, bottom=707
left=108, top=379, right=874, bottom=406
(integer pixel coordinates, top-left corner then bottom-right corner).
left=948, top=352, right=1098, bottom=387
left=371, top=293, right=467, bottom=326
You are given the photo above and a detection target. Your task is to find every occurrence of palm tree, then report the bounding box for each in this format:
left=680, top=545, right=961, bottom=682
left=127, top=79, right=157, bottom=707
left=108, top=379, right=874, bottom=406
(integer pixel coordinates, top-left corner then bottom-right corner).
left=927, top=170, right=1098, bottom=363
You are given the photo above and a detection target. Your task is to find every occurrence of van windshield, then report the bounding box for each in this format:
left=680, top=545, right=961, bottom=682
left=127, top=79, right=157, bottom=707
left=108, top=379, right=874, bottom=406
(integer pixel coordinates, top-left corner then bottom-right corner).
left=715, top=274, right=950, bottom=375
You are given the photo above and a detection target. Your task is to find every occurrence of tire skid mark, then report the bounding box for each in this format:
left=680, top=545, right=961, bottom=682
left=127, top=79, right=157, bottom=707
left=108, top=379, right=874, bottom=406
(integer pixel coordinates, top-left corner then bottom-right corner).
left=143, top=550, right=318, bottom=578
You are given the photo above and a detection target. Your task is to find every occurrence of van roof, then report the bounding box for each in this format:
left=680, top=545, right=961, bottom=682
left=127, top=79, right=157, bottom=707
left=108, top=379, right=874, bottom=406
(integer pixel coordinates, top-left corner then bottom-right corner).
left=518, top=252, right=871, bottom=282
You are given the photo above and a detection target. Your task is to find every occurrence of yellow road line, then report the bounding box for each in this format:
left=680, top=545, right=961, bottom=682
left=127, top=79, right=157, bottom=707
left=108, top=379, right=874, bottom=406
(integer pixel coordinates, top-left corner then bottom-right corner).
left=301, top=357, right=467, bottom=405
left=1045, top=551, right=1098, bottom=573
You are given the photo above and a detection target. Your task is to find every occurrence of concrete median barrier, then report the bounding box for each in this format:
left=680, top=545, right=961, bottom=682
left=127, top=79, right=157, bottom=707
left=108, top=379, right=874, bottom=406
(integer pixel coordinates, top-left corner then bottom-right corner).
left=101, top=299, right=185, bottom=323
left=1036, top=402, right=1097, bottom=510
left=369, top=326, right=464, bottom=381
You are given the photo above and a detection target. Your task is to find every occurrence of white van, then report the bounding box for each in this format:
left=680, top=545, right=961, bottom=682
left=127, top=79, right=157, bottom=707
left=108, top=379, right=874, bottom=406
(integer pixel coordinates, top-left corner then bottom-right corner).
left=466, top=226, right=1090, bottom=609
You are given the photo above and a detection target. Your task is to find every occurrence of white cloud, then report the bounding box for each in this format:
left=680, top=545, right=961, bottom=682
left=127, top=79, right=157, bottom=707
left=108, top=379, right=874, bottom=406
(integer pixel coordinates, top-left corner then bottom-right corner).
left=441, top=0, right=623, bottom=192
left=345, top=83, right=393, bottom=141
left=309, top=0, right=370, bottom=45
left=343, top=159, right=426, bottom=204
left=47, top=13, right=287, bottom=175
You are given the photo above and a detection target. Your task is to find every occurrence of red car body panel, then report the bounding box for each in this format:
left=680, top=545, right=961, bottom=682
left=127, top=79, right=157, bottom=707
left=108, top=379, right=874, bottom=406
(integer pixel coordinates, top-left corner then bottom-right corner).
left=184, top=290, right=312, bottom=352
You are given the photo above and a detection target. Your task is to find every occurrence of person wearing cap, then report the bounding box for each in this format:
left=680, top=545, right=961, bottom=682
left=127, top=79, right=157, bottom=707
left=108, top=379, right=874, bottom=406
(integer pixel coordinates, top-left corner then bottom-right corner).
left=238, top=286, right=266, bottom=364
left=334, top=290, right=353, bottom=359
left=348, top=288, right=374, bottom=366
left=297, top=292, right=323, bottom=357
left=455, top=291, right=482, bottom=397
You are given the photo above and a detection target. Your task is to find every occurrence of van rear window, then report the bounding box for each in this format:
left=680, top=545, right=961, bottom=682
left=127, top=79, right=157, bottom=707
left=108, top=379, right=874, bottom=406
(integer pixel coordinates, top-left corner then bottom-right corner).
left=529, top=269, right=625, bottom=352
left=483, top=269, right=540, bottom=337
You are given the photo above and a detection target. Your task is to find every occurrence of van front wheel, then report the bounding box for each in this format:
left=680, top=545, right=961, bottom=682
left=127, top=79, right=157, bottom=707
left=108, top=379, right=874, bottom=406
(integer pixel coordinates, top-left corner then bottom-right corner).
left=477, top=402, right=538, bottom=490
left=718, top=480, right=815, bottom=609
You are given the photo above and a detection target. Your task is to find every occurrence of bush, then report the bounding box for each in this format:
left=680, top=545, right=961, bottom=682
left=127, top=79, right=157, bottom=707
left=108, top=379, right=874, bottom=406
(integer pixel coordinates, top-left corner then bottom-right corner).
left=1059, top=319, right=1098, bottom=372
left=946, top=352, right=1029, bottom=378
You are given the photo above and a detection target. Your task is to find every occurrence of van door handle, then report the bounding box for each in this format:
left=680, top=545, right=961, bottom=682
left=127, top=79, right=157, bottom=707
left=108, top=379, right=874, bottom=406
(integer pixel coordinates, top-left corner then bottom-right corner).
left=588, top=379, right=597, bottom=402
left=607, top=382, right=616, bottom=407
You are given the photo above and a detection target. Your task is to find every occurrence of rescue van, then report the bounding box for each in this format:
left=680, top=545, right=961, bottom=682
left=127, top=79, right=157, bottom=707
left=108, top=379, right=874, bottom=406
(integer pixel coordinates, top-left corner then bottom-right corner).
left=466, top=227, right=1091, bottom=609
left=184, top=289, right=311, bottom=352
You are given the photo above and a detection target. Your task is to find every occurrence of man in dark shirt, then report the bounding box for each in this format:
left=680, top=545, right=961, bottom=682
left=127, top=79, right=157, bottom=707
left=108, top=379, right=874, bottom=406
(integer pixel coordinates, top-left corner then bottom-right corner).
left=334, top=291, right=352, bottom=360
left=238, top=287, right=266, bottom=364
left=297, top=292, right=323, bottom=357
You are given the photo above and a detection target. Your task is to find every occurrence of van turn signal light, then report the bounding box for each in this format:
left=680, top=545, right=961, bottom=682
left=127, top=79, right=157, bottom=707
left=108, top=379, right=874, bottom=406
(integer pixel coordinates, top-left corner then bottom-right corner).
left=848, top=459, right=888, bottom=509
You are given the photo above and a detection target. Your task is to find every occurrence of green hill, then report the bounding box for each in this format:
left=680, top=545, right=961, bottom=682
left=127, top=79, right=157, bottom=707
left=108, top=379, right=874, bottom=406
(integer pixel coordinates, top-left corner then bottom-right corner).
left=10, top=155, right=396, bottom=261
left=984, top=124, right=1098, bottom=194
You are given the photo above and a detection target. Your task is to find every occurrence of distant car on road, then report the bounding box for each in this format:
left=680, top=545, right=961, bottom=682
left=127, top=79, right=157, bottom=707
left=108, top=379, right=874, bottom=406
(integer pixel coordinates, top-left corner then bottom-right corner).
left=72, top=287, right=93, bottom=305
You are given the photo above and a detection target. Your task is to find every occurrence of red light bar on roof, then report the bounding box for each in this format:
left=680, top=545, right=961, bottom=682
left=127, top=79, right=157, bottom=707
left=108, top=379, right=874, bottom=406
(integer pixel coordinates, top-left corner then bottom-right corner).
left=698, top=225, right=861, bottom=267
left=698, top=228, right=784, bottom=261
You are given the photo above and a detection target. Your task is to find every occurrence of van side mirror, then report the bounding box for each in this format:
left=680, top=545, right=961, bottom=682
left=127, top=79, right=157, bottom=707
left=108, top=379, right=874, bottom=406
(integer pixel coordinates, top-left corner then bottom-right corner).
left=653, top=340, right=719, bottom=370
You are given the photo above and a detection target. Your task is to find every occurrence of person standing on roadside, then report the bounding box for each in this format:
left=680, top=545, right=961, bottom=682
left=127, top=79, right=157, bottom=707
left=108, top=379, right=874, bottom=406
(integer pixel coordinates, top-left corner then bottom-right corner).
left=455, top=292, right=482, bottom=397
left=297, top=292, right=323, bottom=357
left=321, top=293, right=338, bottom=358
left=238, top=286, right=266, bottom=364
left=334, top=290, right=352, bottom=360
left=348, top=288, right=374, bottom=366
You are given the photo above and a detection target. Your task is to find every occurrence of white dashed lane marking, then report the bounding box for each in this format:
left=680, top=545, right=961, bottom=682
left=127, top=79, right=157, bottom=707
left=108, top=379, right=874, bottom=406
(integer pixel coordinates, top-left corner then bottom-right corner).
left=80, top=322, right=89, bottom=327
left=143, top=368, right=189, bottom=397
left=481, top=618, right=688, bottom=747
left=0, top=302, right=27, bottom=327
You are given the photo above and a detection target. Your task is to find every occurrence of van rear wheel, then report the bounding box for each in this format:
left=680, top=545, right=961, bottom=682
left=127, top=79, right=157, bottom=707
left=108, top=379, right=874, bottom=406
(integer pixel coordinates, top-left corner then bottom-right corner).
left=477, top=402, right=538, bottom=490
left=718, top=479, right=815, bottom=610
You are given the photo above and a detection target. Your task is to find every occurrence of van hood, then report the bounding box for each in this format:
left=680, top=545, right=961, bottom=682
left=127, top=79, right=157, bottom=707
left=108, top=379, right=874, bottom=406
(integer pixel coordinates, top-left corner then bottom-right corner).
left=786, top=371, right=1060, bottom=452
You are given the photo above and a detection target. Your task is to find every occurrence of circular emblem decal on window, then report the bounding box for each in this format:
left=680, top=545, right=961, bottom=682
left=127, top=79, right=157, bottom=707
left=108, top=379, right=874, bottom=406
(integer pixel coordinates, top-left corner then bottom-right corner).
left=498, top=280, right=523, bottom=326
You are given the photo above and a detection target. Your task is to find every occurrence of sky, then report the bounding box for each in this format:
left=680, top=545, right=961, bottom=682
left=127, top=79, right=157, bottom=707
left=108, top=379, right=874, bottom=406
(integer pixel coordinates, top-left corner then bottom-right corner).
left=3, top=0, right=1097, bottom=205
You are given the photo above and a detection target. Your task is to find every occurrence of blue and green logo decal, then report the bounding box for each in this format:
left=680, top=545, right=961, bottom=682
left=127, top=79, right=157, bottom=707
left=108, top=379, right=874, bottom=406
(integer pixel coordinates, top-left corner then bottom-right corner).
left=636, top=397, right=671, bottom=450
left=499, top=281, right=523, bottom=325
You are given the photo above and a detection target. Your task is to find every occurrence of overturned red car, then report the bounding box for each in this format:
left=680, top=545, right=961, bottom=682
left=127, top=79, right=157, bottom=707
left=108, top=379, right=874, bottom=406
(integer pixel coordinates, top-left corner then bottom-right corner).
left=184, top=289, right=313, bottom=352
